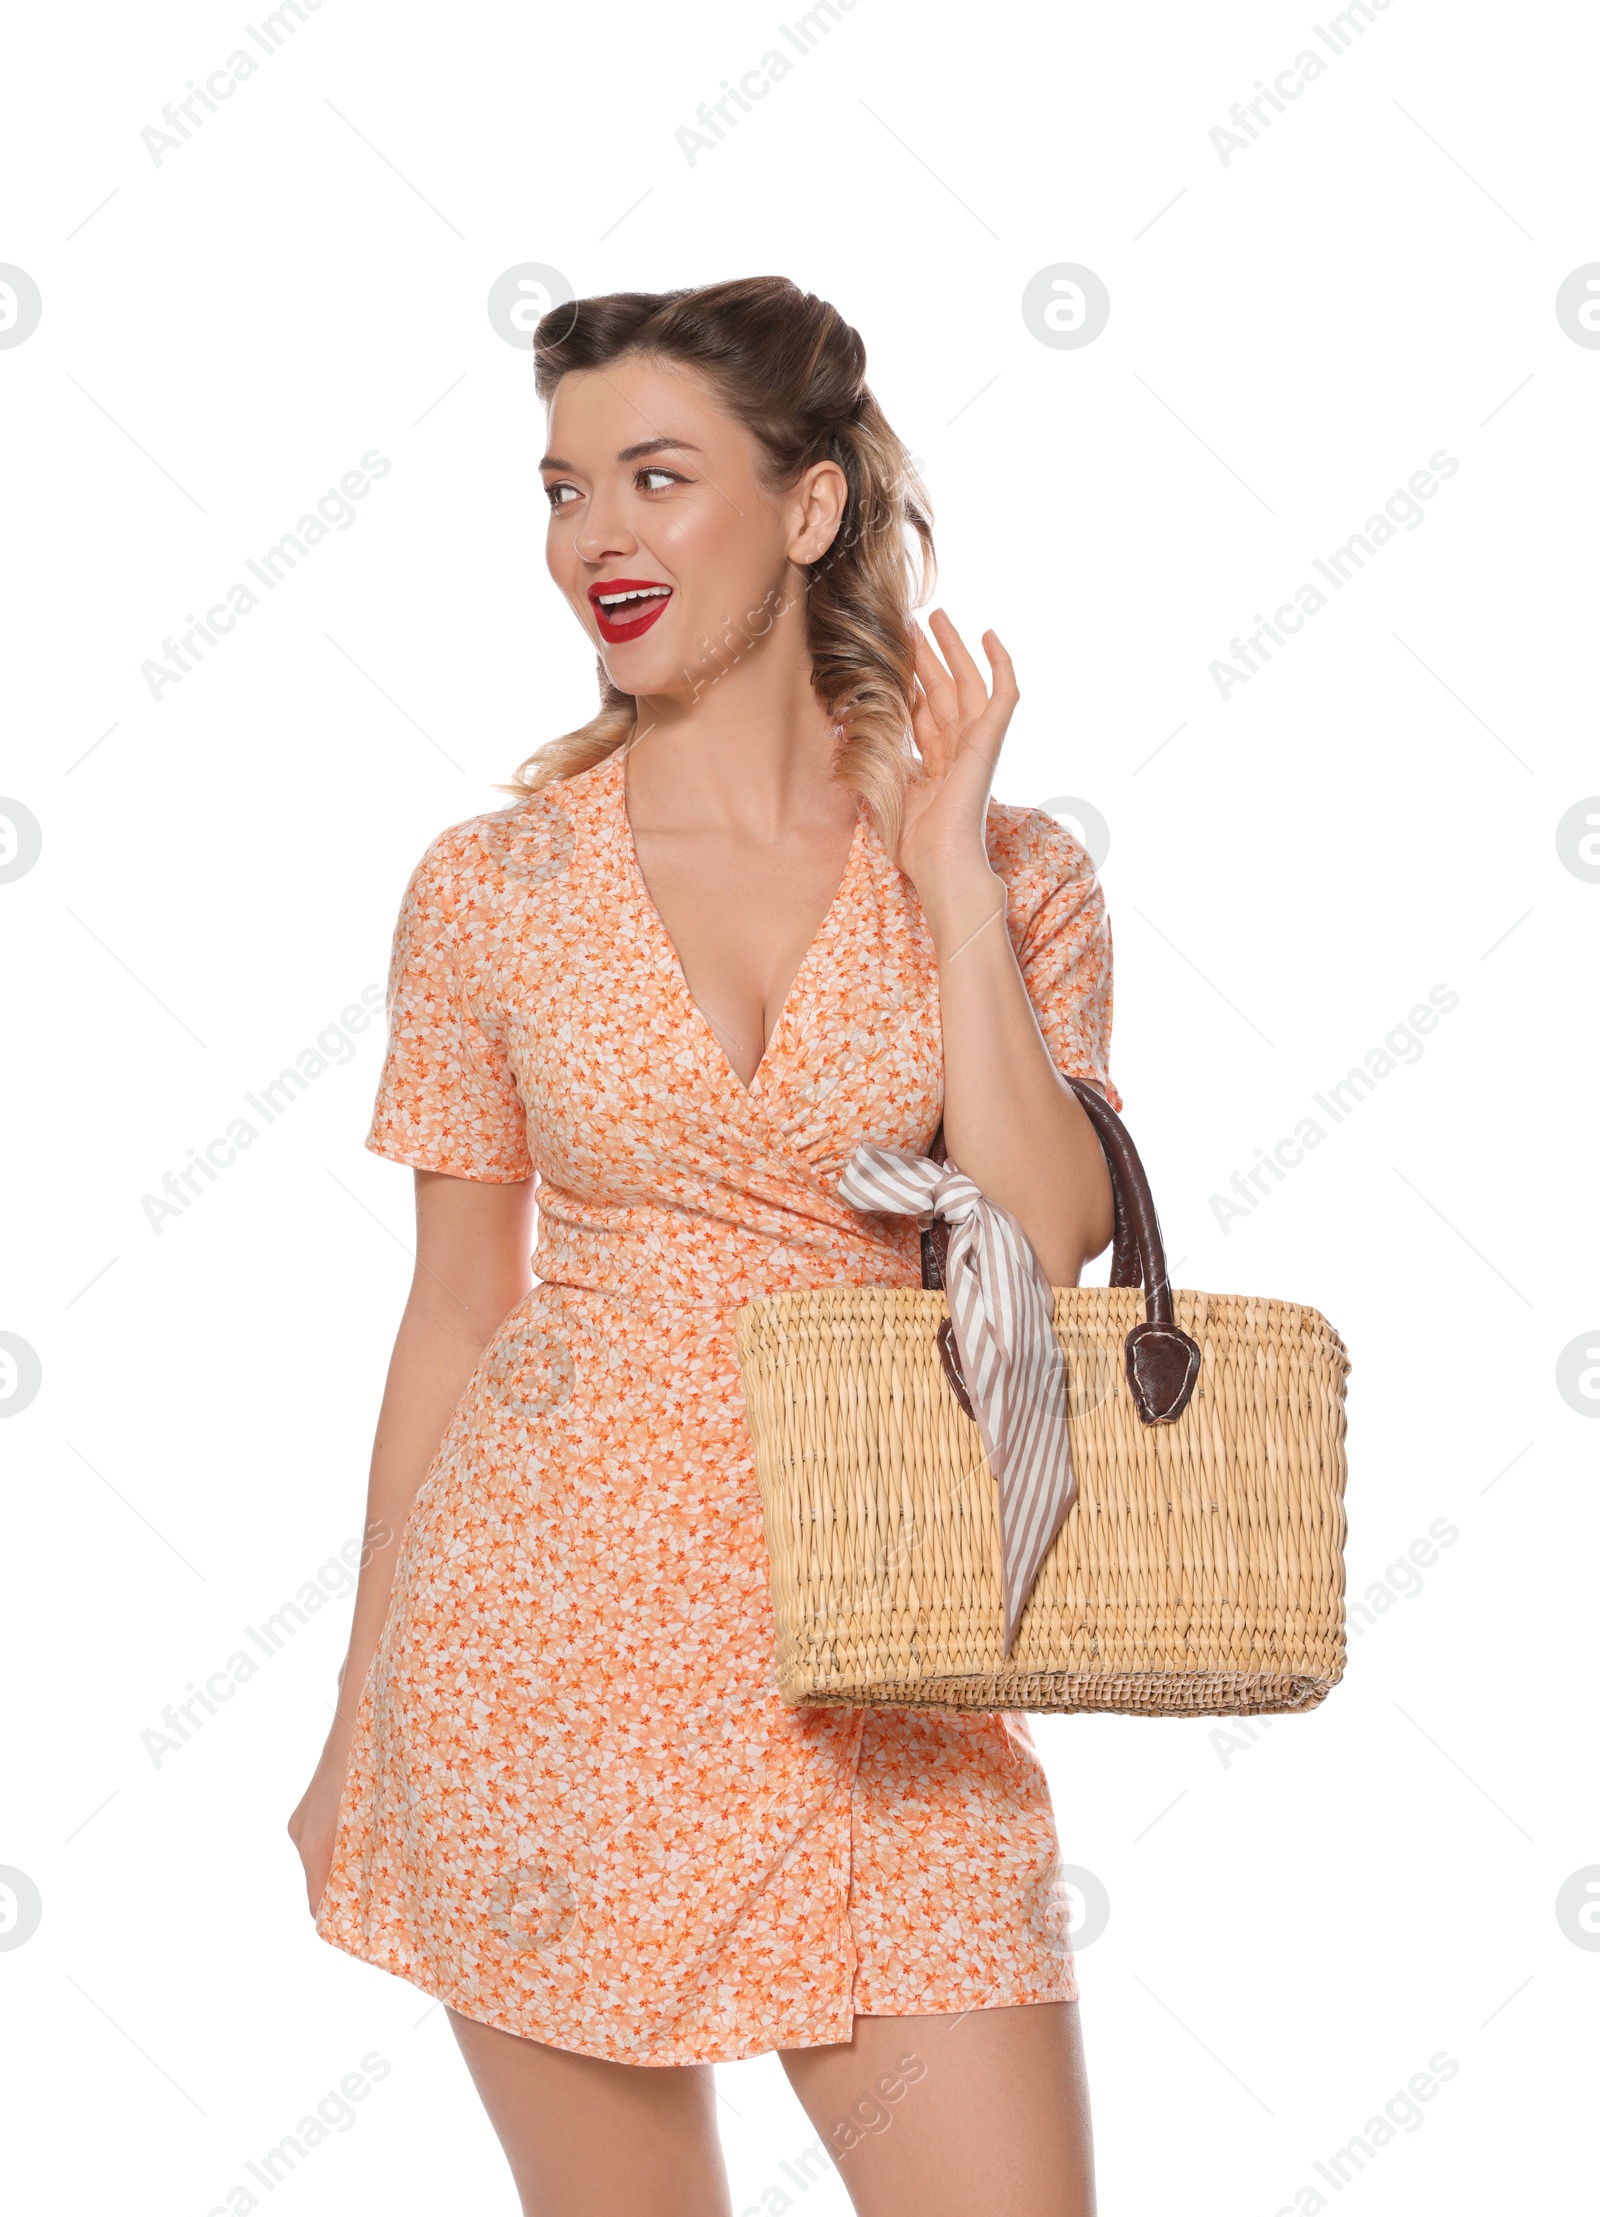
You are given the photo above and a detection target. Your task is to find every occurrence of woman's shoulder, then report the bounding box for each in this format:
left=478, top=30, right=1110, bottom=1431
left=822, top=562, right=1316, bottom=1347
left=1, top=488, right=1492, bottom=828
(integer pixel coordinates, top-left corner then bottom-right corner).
left=983, top=797, right=1101, bottom=921
left=399, top=755, right=617, bottom=908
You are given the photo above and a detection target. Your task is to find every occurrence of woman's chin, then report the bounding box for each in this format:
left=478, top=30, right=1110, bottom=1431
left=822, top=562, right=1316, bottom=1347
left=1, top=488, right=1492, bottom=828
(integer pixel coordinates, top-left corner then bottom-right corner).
left=602, top=636, right=724, bottom=700
left=603, top=649, right=671, bottom=696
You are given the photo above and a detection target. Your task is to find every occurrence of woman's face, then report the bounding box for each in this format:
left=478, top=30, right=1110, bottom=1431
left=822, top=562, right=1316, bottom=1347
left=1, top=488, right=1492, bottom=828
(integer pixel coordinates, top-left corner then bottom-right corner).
left=540, top=354, right=842, bottom=705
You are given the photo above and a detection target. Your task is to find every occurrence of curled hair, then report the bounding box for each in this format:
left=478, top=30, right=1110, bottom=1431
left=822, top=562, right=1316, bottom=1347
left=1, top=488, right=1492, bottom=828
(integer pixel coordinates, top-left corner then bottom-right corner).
left=500, top=275, right=935, bottom=857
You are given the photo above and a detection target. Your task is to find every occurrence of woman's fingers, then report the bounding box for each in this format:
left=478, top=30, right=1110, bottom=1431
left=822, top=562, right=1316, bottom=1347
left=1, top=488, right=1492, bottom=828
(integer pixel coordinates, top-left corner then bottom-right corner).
left=911, top=611, right=1018, bottom=789
left=909, top=674, right=952, bottom=775
left=926, top=607, right=993, bottom=723
left=912, top=622, right=961, bottom=727
left=980, top=627, right=1020, bottom=709
left=918, top=611, right=1017, bottom=729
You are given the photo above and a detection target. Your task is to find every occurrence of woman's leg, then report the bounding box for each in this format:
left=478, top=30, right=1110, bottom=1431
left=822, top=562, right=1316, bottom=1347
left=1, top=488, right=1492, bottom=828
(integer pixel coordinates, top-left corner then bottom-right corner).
left=777, top=2002, right=1095, bottom=2217
left=445, top=2005, right=733, bottom=2217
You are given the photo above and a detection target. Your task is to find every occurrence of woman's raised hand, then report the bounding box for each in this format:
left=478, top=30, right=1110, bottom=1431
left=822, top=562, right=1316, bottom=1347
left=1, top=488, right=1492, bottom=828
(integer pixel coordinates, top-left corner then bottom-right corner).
left=897, top=608, right=1019, bottom=896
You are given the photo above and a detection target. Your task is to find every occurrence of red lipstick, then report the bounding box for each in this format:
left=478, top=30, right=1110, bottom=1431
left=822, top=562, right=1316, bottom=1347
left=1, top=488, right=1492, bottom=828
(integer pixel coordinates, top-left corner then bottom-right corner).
left=587, top=577, right=674, bottom=644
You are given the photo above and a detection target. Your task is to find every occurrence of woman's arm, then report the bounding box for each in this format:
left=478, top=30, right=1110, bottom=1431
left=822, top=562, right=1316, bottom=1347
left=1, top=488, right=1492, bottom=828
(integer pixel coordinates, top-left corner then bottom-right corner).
left=900, top=609, right=1115, bottom=1288
left=927, top=871, right=1114, bottom=1286
left=288, top=1168, right=535, bottom=1909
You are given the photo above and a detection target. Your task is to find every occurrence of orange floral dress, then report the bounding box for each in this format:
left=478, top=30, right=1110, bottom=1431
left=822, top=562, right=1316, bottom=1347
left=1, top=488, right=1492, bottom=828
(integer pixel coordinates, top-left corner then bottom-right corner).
left=314, top=743, right=1122, bottom=2066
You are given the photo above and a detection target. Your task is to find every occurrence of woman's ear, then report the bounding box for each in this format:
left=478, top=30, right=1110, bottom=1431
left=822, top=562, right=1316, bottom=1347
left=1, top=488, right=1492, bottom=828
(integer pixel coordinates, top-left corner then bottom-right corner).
left=788, top=458, right=849, bottom=566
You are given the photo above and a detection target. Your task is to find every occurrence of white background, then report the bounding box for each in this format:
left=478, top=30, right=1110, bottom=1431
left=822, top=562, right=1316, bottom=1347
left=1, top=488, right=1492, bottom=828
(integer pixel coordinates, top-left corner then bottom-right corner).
left=2, top=1, right=1595, bottom=2210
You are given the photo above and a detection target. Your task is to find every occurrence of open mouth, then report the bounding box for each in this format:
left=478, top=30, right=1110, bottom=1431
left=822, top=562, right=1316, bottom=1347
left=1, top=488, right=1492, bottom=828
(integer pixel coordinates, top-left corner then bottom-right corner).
left=587, top=578, right=674, bottom=644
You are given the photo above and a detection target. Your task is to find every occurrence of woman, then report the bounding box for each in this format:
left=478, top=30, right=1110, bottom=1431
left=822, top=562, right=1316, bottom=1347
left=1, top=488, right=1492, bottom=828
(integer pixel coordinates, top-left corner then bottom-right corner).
left=289, top=275, right=1118, bottom=2217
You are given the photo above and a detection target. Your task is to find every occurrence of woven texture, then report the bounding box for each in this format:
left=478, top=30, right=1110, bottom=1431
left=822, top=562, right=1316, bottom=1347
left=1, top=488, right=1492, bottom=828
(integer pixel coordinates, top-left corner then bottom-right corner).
left=733, top=1285, right=1351, bottom=1716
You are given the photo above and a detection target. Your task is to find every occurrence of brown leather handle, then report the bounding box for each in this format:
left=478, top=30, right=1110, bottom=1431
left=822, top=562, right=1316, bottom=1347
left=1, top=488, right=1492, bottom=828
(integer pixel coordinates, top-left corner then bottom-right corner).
left=1055, top=1076, right=1173, bottom=1326
left=919, top=1077, right=1201, bottom=1426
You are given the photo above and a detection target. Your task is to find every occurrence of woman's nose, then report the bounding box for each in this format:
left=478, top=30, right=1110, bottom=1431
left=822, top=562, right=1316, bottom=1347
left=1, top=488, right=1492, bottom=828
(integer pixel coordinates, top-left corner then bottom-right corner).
left=572, top=495, right=637, bottom=566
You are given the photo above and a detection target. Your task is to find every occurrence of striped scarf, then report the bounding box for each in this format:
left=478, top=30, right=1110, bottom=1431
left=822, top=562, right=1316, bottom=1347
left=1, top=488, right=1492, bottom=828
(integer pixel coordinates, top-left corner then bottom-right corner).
left=837, top=1144, right=1075, bottom=1659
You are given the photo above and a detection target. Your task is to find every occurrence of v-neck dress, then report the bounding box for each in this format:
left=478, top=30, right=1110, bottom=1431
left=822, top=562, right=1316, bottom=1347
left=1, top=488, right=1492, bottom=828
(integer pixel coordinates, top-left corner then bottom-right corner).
left=313, top=744, right=1123, bottom=2066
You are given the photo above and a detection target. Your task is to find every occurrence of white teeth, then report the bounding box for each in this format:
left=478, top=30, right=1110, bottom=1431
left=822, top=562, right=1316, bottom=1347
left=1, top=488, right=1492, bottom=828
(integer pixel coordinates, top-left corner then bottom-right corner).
left=597, top=587, right=669, bottom=608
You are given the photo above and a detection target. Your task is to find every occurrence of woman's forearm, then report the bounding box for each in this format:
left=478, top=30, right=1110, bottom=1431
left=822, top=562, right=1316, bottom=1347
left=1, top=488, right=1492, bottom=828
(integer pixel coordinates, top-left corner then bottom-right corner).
left=924, top=861, right=1115, bottom=1287
left=326, top=1173, right=537, bottom=1747
left=327, top=1282, right=509, bottom=1739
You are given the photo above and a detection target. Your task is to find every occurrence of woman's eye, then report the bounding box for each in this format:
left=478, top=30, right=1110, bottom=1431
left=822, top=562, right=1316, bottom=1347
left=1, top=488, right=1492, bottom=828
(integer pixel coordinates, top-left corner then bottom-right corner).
left=544, top=470, right=681, bottom=511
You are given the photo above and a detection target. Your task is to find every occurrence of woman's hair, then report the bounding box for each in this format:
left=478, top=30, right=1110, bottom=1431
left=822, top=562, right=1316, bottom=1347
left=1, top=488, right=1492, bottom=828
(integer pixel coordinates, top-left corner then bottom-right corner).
left=500, top=275, right=936, bottom=856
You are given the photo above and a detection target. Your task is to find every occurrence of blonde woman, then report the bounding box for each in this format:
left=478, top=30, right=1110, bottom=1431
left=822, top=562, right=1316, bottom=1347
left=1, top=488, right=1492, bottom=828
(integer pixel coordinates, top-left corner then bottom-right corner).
left=289, top=275, right=1117, bottom=2217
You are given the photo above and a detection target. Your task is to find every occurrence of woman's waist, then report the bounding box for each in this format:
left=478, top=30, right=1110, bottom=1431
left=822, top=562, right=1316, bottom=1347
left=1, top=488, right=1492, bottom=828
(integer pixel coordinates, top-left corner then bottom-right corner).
left=529, top=1210, right=919, bottom=1307
left=527, top=1257, right=921, bottom=1314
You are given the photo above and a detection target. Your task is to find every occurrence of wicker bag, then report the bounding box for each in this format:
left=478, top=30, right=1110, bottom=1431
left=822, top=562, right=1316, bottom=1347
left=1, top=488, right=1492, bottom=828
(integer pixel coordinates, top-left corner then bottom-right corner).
left=733, top=1078, right=1351, bottom=1716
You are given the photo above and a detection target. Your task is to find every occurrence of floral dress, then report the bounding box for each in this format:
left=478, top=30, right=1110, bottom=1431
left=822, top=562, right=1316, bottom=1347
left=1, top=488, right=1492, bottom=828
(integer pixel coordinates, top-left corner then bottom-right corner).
left=313, top=742, right=1122, bottom=2066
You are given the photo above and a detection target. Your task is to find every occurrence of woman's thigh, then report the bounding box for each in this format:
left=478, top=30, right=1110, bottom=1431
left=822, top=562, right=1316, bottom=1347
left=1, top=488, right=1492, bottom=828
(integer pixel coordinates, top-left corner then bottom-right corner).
left=445, top=2006, right=733, bottom=2217
left=777, top=2001, right=1095, bottom=2217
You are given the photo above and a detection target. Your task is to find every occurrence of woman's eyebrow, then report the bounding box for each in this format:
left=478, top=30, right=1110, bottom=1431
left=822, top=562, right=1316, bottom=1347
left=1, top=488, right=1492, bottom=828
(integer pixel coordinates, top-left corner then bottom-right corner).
left=537, top=437, right=703, bottom=471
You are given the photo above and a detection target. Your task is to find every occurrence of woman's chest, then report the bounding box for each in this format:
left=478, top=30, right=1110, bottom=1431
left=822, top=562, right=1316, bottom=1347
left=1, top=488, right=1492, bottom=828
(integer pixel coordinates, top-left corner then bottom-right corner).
left=470, top=864, right=945, bottom=1194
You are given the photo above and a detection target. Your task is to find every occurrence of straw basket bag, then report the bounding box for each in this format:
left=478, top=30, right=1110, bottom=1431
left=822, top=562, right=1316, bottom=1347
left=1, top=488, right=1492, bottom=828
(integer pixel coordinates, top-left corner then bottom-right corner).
left=732, top=1077, right=1351, bottom=1717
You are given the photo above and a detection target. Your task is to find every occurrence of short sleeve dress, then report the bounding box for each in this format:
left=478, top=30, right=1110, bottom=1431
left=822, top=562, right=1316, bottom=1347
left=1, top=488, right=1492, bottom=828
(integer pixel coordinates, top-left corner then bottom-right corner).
left=313, top=744, right=1122, bottom=2067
